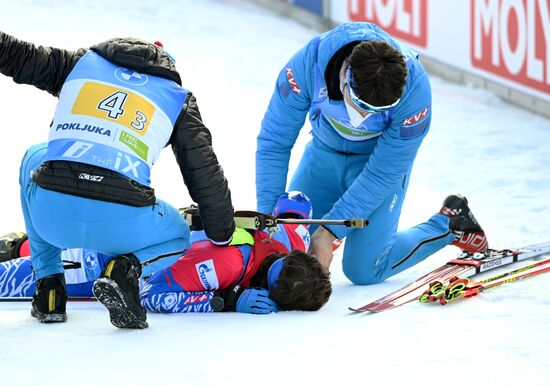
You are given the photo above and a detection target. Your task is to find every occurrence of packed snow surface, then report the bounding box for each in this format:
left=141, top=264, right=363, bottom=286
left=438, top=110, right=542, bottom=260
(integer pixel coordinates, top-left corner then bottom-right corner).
left=1, top=1, right=549, bottom=385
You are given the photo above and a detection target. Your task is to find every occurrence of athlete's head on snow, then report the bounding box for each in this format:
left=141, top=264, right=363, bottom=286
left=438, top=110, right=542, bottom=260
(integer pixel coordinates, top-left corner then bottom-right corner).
left=250, top=250, right=332, bottom=311
left=340, top=40, right=406, bottom=115
left=273, top=191, right=313, bottom=220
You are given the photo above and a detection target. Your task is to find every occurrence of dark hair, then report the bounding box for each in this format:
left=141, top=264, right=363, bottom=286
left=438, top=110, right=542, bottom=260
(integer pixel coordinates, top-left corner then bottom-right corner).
left=348, top=40, right=407, bottom=106
left=268, top=250, right=332, bottom=311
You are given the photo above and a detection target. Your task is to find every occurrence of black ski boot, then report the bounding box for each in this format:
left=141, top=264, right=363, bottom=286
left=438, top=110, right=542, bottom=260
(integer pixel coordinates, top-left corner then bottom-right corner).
left=31, top=273, right=68, bottom=323
left=92, top=254, right=147, bottom=329
left=440, top=194, right=489, bottom=253
left=0, top=232, right=28, bottom=263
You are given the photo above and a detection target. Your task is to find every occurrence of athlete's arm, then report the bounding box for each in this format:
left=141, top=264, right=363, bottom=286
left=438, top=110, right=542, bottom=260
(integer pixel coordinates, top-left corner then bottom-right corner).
left=140, top=286, right=278, bottom=314
left=256, top=41, right=315, bottom=214
left=140, top=288, right=216, bottom=313
left=169, top=94, right=235, bottom=244
left=0, top=31, right=85, bottom=96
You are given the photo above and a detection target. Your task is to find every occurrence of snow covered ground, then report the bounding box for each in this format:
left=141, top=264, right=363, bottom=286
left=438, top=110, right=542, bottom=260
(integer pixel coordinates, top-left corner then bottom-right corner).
left=1, top=1, right=549, bottom=385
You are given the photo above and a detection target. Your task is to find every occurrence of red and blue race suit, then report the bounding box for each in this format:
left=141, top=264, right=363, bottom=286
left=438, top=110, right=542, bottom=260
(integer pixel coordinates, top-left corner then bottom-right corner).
left=140, top=223, right=310, bottom=313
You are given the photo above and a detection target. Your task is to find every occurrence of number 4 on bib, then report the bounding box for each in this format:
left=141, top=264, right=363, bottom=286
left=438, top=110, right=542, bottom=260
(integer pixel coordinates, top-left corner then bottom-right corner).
left=98, top=91, right=128, bottom=119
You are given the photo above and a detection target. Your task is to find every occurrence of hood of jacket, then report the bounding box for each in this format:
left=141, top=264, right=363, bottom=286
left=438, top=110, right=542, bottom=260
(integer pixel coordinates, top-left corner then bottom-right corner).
left=90, top=37, right=182, bottom=85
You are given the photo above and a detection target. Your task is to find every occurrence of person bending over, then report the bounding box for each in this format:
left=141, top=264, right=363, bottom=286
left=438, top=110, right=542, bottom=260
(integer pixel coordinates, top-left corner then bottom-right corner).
left=0, top=31, right=235, bottom=328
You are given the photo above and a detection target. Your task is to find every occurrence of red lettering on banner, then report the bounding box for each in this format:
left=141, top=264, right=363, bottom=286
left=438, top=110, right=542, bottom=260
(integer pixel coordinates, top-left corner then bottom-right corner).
left=348, top=0, right=428, bottom=47
left=471, top=0, right=550, bottom=95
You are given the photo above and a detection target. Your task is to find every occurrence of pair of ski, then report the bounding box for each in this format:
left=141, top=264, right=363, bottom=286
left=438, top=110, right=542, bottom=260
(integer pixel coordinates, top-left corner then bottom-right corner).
left=349, top=241, right=550, bottom=313
left=420, top=254, right=550, bottom=305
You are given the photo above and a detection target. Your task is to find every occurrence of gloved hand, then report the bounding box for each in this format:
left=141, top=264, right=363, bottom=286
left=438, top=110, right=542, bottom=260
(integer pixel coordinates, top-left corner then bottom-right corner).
left=236, top=288, right=279, bottom=314
left=228, top=228, right=254, bottom=246
left=210, top=285, right=279, bottom=314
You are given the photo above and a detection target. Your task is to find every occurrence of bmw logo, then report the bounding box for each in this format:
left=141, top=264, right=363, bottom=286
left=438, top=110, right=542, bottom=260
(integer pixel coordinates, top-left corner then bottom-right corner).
left=114, top=67, right=149, bottom=86
left=84, top=253, right=98, bottom=269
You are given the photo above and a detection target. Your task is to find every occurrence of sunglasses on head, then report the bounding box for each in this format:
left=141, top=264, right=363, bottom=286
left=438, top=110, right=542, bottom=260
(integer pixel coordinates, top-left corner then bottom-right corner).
left=345, top=66, right=400, bottom=113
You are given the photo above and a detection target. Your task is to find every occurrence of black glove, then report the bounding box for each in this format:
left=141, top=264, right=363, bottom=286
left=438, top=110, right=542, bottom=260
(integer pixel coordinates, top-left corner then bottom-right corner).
left=210, top=285, right=242, bottom=312
left=210, top=285, right=279, bottom=314
left=0, top=232, right=28, bottom=263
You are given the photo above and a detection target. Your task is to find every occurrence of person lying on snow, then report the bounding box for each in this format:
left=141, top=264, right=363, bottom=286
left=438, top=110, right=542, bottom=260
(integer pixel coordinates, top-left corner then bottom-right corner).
left=0, top=192, right=332, bottom=327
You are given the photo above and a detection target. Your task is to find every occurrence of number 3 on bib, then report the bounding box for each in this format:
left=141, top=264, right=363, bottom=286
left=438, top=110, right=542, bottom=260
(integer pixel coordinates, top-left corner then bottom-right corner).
left=130, top=111, right=147, bottom=131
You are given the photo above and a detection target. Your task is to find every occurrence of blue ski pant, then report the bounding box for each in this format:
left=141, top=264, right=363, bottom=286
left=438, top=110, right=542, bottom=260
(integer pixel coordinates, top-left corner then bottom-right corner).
left=19, top=143, right=190, bottom=280
left=288, top=139, right=456, bottom=285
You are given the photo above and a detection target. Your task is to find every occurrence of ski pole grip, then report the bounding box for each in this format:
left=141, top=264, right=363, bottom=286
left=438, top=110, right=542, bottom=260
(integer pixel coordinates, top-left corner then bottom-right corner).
left=233, top=211, right=276, bottom=230
left=179, top=205, right=204, bottom=231
left=345, top=219, right=369, bottom=228
left=234, top=216, right=261, bottom=230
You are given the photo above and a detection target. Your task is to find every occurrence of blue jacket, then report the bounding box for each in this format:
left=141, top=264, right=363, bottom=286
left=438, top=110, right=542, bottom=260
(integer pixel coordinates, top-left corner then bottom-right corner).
left=256, top=23, right=432, bottom=239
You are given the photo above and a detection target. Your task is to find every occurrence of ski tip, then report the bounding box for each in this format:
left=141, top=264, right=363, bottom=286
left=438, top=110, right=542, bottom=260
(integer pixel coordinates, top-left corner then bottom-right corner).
left=348, top=306, right=369, bottom=313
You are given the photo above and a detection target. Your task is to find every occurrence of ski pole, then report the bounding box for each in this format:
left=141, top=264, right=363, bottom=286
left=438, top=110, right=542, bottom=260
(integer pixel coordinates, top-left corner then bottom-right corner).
left=439, top=257, right=550, bottom=304
left=181, top=206, right=368, bottom=231
left=260, top=217, right=368, bottom=228
left=476, top=256, right=550, bottom=287
left=233, top=215, right=368, bottom=230
left=466, top=263, right=550, bottom=295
